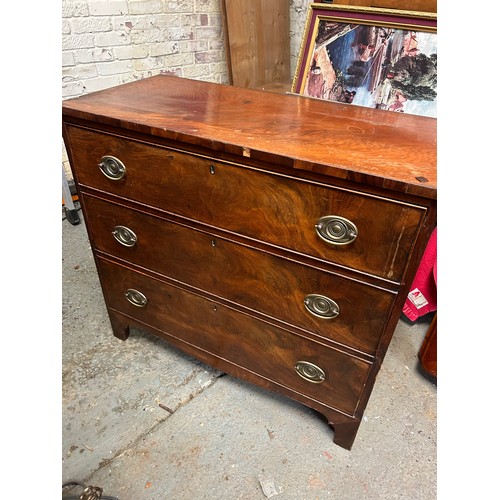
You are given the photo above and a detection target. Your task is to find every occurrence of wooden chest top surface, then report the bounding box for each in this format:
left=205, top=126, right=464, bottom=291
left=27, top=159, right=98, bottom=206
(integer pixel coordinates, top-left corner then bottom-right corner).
left=62, top=75, right=437, bottom=199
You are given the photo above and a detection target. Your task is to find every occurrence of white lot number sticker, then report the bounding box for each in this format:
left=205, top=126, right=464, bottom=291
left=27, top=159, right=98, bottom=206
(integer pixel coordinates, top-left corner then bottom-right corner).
left=407, top=288, right=429, bottom=309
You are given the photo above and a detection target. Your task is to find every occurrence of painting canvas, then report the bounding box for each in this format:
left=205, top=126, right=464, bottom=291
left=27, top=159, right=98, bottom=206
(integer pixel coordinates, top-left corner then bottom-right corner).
left=291, top=4, right=437, bottom=117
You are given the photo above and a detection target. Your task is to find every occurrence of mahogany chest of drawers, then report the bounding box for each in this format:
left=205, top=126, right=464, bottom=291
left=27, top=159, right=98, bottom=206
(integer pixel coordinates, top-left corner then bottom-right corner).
left=62, top=75, right=436, bottom=450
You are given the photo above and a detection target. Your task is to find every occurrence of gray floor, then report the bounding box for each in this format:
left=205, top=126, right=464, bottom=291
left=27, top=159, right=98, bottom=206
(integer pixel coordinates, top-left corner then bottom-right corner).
left=62, top=209, right=436, bottom=499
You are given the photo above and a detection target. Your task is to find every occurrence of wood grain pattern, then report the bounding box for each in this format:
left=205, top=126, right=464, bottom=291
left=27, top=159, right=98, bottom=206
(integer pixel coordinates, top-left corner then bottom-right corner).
left=105, top=307, right=364, bottom=450
left=97, top=256, right=371, bottom=416
left=221, top=0, right=290, bottom=88
left=66, top=125, right=428, bottom=282
left=419, top=313, right=437, bottom=378
left=62, top=75, right=437, bottom=450
left=83, top=194, right=396, bottom=356
left=62, top=75, right=436, bottom=198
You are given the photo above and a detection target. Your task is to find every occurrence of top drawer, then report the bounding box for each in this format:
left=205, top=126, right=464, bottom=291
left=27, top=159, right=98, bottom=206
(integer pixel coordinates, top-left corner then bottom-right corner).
left=65, top=125, right=427, bottom=282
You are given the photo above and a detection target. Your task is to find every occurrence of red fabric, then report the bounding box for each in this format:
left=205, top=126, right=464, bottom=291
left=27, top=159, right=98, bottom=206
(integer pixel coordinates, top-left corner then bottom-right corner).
left=402, top=227, right=437, bottom=321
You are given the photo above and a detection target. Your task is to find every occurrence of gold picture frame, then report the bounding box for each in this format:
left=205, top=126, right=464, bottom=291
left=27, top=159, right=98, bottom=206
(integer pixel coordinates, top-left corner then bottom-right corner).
left=291, top=3, right=437, bottom=117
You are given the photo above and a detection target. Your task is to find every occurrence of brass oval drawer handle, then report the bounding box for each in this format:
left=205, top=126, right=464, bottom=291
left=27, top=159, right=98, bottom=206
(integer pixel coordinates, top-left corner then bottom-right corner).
left=112, top=225, right=137, bottom=247
left=125, top=289, right=148, bottom=307
left=98, top=155, right=126, bottom=181
left=304, top=294, right=339, bottom=319
left=295, top=361, right=326, bottom=384
left=315, top=215, right=357, bottom=245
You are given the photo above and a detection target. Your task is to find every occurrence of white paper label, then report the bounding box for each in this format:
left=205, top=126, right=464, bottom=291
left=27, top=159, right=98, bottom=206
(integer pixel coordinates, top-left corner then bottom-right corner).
left=407, top=288, right=428, bottom=309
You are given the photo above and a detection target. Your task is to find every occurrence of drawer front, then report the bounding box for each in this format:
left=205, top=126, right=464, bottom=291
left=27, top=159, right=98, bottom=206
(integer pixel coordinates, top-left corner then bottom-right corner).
left=96, top=257, right=371, bottom=415
left=67, top=126, right=426, bottom=281
left=84, top=195, right=395, bottom=356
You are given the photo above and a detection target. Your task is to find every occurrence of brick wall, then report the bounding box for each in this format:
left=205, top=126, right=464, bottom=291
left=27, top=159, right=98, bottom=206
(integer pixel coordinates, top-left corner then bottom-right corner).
left=62, top=0, right=228, bottom=99
left=62, top=0, right=310, bottom=178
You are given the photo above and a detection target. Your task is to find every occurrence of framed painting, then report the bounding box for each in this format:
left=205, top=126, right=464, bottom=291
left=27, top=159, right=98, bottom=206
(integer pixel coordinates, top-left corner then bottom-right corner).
left=291, top=3, right=437, bottom=117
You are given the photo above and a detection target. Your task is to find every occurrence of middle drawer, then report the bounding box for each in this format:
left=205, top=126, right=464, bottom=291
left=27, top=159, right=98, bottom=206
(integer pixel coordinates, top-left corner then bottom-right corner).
left=83, top=195, right=395, bottom=356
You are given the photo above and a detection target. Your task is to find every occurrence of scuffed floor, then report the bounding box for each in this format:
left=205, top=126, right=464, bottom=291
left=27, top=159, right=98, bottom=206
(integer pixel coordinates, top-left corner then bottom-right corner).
left=62, top=213, right=436, bottom=499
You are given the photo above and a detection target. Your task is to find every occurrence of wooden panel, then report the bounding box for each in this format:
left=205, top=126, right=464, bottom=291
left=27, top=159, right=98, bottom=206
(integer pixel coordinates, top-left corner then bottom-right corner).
left=83, top=194, right=396, bottom=355
left=419, top=313, right=437, bottom=378
left=67, top=126, right=427, bottom=282
left=222, top=0, right=290, bottom=88
left=62, top=76, right=437, bottom=199
left=96, top=256, right=372, bottom=416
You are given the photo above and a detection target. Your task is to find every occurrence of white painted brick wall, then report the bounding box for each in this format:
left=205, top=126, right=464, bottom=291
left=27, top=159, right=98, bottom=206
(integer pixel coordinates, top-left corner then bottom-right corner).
left=62, top=0, right=310, bottom=97
left=62, top=0, right=310, bottom=179
left=62, top=0, right=228, bottom=101
left=129, top=0, right=164, bottom=15
left=89, top=1, right=129, bottom=16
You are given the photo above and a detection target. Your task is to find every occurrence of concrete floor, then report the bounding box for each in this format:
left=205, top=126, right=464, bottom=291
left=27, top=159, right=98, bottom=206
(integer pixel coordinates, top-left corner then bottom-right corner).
left=62, top=208, right=437, bottom=499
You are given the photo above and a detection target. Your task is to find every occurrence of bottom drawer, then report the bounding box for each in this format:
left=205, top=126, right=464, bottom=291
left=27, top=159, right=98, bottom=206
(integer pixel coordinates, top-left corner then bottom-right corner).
left=96, top=257, right=371, bottom=416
